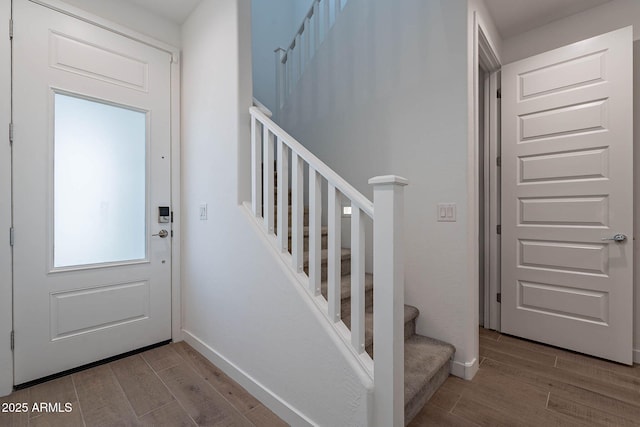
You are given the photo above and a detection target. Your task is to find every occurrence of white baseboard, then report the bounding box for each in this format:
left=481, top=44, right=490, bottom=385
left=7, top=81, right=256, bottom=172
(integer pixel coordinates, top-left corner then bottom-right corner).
left=634, top=348, right=640, bottom=364
left=450, top=357, right=479, bottom=380
left=181, top=330, right=314, bottom=427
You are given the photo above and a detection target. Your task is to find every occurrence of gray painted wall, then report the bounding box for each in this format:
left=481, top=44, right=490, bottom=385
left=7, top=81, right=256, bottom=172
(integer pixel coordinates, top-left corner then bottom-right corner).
left=279, top=0, right=478, bottom=373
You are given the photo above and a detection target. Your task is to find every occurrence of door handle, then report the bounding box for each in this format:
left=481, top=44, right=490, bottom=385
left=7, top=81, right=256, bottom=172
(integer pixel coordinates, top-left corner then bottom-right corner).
left=152, top=229, right=169, bottom=238
left=601, top=233, right=627, bottom=242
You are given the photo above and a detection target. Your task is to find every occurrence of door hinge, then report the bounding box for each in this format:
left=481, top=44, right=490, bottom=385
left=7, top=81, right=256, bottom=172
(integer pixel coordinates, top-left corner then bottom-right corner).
left=171, top=211, right=174, bottom=223
left=496, top=156, right=501, bottom=167
left=496, top=293, right=502, bottom=303
left=9, top=227, right=14, bottom=246
left=171, top=230, right=174, bottom=238
left=497, top=88, right=502, bottom=99
left=9, top=122, right=13, bottom=145
left=496, top=225, right=501, bottom=235
left=9, top=19, right=13, bottom=40
left=10, top=331, right=14, bottom=350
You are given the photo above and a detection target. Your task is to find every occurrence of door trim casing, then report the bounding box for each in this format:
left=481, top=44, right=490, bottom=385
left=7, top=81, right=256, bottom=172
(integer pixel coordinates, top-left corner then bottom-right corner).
left=479, top=68, right=501, bottom=331
left=477, top=19, right=502, bottom=334
left=0, top=0, right=181, bottom=395
left=0, top=0, right=12, bottom=398
left=485, top=70, right=501, bottom=332
left=464, top=10, right=501, bottom=380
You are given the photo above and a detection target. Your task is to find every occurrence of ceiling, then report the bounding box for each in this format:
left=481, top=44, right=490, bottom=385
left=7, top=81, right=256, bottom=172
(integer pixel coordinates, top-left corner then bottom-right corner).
left=120, top=0, right=201, bottom=24
left=484, top=0, right=613, bottom=39
left=120, top=0, right=614, bottom=37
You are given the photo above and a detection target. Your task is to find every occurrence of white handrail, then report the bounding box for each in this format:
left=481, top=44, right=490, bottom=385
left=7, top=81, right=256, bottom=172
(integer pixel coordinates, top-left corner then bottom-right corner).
left=250, top=106, right=373, bottom=216
left=252, top=97, right=272, bottom=118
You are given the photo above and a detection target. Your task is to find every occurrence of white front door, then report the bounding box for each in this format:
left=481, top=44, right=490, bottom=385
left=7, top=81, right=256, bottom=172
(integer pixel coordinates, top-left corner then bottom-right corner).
left=501, top=27, right=633, bottom=364
left=13, top=0, right=173, bottom=384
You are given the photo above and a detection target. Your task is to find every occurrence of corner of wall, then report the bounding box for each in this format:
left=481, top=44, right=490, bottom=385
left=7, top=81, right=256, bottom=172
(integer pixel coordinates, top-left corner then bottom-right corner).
left=237, top=0, right=253, bottom=205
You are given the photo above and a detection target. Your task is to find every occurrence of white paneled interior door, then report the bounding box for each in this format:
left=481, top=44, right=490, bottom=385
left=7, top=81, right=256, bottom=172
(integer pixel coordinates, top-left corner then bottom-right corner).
left=13, top=0, right=172, bottom=384
left=501, top=27, right=633, bottom=364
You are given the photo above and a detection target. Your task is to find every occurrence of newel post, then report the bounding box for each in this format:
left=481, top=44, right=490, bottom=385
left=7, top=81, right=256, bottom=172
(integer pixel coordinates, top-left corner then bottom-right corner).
left=369, top=175, right=408, bottom=427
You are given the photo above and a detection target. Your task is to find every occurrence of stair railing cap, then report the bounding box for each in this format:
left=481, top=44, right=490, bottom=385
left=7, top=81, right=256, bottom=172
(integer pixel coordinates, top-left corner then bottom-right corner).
left=368, top=175, right=409, bottom=186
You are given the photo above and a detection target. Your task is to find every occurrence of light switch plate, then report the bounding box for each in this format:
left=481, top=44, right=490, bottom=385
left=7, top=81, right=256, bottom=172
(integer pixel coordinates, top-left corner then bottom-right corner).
left=199, top=203, right=208, bottom=220
left=437, top=203, right=456, bottom=222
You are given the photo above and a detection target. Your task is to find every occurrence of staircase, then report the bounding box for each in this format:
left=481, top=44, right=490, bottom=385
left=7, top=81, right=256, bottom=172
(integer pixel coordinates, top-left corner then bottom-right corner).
left=294, top=209, right=454, bottom=423
left=250, top=104, right=455, bottom=425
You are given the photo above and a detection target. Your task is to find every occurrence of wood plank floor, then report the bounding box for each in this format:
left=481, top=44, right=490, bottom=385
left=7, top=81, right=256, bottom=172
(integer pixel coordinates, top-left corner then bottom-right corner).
left=410, top=328, right=640, bottom=426
left=4, top=331, right=640, bottom=426
left=0, top=342, right=287, bottom=427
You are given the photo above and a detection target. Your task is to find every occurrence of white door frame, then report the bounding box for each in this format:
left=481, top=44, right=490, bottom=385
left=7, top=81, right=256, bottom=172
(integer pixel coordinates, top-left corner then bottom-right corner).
left=0, top=0, right=181, bottom=396
left=485, top=68, right=501, bottom=332
left=479, top=39, right=502, bottom=332
left=472, top=13, right=502, bottom=339
left=479, top=68, right=501, bottom=331
left=0, top=0, right=13, bottom=398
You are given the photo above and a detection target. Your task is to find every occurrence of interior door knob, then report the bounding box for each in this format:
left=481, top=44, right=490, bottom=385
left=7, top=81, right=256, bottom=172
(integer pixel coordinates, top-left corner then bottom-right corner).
left=153, top=229, right=169, bottom=238
left=601, top=233, right=627, bottom=242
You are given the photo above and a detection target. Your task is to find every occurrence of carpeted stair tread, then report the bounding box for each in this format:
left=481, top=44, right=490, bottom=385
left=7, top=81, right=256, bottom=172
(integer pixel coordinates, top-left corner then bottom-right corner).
left=287, top=226, right=328, bottom=237
left=302, top=247, right=351, bottom=266
left=404, top=335, right=455, bottom=424
left=320, top=273, right=374, bottom=301
left=343, top=304, right=419, bottom=349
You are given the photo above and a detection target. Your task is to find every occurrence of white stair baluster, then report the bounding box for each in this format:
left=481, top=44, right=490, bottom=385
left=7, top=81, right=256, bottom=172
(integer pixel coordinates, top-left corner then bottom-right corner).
left=304, top=17, right=311, bottom=65
left=286, top=50, right=293, bottom=95
left=295, top=34, right=302, bottom=83
left=313, top=1, right=320, bottom=52
left=309, top=167, right=322, bottom=295
left=323, top=0, right=330, bottom=41
left=350, top=206, right=365, bottom=353
left=263, top=126, right=275, bottom=234
left=277, top=139, right=289, bottom=252
left=292, top=153, right=304, bottom=273
left=251, top=116, right=262, bottom=217
left=328, top=184, right=341, bottom=322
